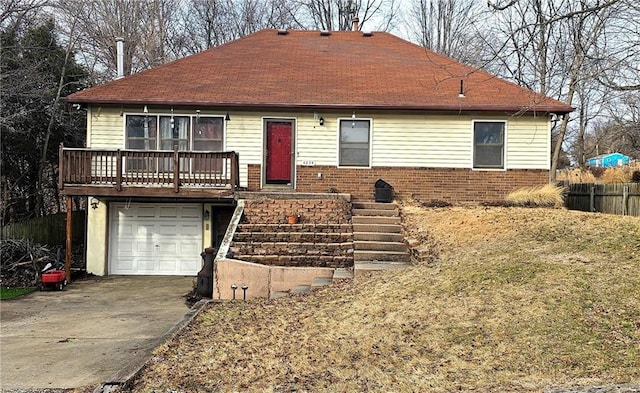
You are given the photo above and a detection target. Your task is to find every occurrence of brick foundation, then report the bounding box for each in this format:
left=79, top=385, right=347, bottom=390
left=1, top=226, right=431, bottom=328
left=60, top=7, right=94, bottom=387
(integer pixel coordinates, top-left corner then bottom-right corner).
left=296, top=166, right=548, bottom=203
left=247, top=164, right=548, bottom=203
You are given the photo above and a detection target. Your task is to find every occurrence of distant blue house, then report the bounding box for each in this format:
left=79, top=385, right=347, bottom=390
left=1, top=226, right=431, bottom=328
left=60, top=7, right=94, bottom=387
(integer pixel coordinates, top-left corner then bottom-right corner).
left=587, top=152, right=630, bottom=168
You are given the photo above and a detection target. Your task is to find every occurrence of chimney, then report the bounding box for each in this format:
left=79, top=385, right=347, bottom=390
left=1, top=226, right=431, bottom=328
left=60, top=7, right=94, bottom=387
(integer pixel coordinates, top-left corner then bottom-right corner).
left=116, top=37, right=125, bottom=79
left=352, top=16, right=359, bottom=31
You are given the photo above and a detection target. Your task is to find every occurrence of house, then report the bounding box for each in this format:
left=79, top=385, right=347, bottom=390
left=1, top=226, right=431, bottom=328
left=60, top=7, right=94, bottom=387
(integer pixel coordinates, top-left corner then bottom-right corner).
left=62, top=28, right=573, bottom=278
left=587, top=152, right=630, bottom=168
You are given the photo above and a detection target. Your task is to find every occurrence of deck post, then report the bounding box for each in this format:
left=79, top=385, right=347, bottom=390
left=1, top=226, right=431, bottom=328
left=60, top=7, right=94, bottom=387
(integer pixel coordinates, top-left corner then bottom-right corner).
left=58, top=144, right=64, bottom=191
left=116, top=149, right=123, bottom=191
left=173, top=146, right=179, bottom=192
left=65, top=196, right=72, bottom=283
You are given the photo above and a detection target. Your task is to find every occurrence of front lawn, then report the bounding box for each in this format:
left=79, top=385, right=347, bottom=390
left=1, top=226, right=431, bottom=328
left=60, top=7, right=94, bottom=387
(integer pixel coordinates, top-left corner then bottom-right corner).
left=132, top=206, right=640, bottom=392
left=0, top=286, right=36, bottom=300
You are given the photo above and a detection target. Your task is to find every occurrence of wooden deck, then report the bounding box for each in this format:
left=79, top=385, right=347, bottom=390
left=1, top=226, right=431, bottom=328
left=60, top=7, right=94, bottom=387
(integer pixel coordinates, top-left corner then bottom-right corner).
left=59, top=145, right=239, bottom=198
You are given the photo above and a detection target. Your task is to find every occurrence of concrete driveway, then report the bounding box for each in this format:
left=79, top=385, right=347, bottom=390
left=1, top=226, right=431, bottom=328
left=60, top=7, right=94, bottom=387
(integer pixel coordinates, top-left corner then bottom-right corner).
left=1, top=276, right=199, bottom=392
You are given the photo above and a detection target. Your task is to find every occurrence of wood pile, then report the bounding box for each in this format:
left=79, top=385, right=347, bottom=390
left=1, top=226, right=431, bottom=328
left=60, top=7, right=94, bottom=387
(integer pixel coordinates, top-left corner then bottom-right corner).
left=0, top=239, right=83, bottom=287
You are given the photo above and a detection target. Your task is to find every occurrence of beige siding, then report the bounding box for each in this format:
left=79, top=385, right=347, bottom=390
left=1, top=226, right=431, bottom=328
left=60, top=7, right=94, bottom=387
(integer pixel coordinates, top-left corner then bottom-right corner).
left=506, top=115, right=550, bottom=170
left=86, top=106, right=551, bottom=186
left=371, top=113, right=472, bottom=168
left=88, top=105, right=124, bottom=148
left=297, top=114, right=338, bottom=166
left=225, top=113, right=263, bottom=188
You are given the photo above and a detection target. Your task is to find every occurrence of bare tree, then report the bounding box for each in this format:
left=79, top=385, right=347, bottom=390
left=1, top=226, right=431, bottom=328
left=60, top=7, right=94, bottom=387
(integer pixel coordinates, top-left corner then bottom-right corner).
left=406, top=0, right=485, bottom=64
left=55, top=0, right=184, bottom=81
left=486, top=0, right=628, bottom=179
left=0, top=0, right=49, bottom=30
left=297, top=0, right=399, bottom=31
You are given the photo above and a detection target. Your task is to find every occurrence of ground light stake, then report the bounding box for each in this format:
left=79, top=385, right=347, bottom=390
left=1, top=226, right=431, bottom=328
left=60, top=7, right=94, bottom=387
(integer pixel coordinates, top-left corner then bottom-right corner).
left=242, top=285, right=248, bottom=300
left=231, top=283, right=237, bottom=300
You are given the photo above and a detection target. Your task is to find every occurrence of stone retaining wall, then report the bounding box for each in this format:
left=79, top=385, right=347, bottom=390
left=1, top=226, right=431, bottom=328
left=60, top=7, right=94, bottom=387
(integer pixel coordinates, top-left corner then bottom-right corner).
left=242, top=198, right=351, bottom=224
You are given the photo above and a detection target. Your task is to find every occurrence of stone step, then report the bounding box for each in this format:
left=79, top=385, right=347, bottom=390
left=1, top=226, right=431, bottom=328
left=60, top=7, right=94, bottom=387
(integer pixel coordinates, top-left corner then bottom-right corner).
left=351, top=208, right=398, bottom=217
left=352, top=216, right=401, bottom=225
left=333, top=268, right=354, bottom=280
left=354, top=261, right=410, bottom=275
left=354, top=240, right=407, bottom=252
left=229, top=254, right=353, bottom=268
left=290, top=285, right=312, bottom=294
left=353, top=232, right=404, bottom=242
left=353, top=250, right=410, bottom=263
left=233, top=232, right=353, bottom=243
left=352, top=201, right=398, bottom=210
left=311, top=277, right=333, bottom=288
left=270, top=291, right=289, bottom=299
left=352, top=223, right=401, bottom=234
left=230, top=242, right=352, bottom=255
left=237, top=223, right=352, bottom=233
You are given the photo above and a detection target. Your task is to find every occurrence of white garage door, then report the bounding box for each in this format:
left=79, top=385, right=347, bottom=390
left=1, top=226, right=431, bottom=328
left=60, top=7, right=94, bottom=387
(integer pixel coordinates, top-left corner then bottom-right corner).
left=109, top=203, right=202, bottom=275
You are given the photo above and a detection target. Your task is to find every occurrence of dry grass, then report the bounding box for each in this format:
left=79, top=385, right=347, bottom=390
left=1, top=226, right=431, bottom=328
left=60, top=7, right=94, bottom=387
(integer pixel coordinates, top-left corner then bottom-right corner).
left=506, top=183, right=565, bottom=207
left=557, top=168, right=597, bottom=183
left=601, top=166, right=632, bottom=184
left=557, top=163, right=640, bottom=184
left=133, top=206, right=640, bottom=393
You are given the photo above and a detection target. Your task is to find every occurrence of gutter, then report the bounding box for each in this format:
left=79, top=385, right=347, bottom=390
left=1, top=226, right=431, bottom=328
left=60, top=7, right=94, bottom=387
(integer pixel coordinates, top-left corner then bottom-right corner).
left=63, top=98, right=574, bottom=115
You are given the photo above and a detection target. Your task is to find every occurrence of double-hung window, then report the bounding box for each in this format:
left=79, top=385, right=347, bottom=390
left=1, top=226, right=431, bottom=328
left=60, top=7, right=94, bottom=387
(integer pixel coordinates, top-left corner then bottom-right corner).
left=339, top=119, right=371, bottom=167
left=473, top=121, right=505, bottom=169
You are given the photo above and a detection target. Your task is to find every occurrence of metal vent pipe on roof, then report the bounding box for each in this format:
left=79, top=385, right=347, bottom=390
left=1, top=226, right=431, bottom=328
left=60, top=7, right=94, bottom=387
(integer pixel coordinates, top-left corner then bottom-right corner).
left=352, top=17, right=359, bottom=31
left=116, top=37, right=125, bottom=79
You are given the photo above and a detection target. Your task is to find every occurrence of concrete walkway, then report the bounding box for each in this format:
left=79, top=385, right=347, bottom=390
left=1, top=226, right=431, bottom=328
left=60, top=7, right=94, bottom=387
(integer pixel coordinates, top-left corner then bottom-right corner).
left=1, top=276, right=197, bottom=392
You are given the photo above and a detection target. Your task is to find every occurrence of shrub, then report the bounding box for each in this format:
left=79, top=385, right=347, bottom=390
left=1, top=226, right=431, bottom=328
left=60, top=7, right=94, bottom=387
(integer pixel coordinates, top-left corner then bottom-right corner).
left=506, top=183, right=566, bottom=208
left=589, top=166, right=606, bottom=178
left=632, top=171, right=640, bottom=183
left=556, top=168, right=596, bottom=184
left=601, top=167, right=631, bottom=183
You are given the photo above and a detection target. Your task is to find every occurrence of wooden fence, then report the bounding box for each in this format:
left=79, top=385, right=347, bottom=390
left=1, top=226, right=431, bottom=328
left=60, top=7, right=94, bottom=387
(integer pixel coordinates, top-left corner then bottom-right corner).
left=1, top=211, right=85, bottom=245
left=565, top=183, right=640, bottom=216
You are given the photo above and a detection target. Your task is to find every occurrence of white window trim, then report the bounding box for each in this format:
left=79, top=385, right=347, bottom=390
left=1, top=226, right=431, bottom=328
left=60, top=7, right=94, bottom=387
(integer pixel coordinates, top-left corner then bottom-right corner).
left=122, top=112, right=226, bottom=151
left=471, top=119, right=507, bottom=171
left=336, top=117, right=373, bottom=169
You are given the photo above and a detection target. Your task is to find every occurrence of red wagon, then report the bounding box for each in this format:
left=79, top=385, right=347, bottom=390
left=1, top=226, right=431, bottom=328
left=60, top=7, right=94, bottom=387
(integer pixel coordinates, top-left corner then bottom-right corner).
left=40, top=270, right=67, bottom=291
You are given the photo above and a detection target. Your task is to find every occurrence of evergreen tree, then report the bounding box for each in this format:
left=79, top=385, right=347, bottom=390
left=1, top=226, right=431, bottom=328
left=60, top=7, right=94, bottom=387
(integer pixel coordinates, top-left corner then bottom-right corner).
left=1, top=19, right=87, bottom=223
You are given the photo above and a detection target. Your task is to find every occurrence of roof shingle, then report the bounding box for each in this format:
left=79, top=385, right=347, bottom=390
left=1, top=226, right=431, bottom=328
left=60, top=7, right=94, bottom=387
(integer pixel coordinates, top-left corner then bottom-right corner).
left=66, top=29, right=573, bottom=114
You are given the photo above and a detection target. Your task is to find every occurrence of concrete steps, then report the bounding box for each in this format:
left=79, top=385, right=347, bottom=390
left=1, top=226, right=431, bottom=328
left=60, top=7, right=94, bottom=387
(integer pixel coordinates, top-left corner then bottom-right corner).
left=353, top=232, right=404, bottom=242
left=352, top=223, right=401, bottom=234
left=268, top=269, right=352, bottom=299
left=352, top=216, right=401, bottom=225
left=354, top=241, right=407, bottom=252
left=351, top=208, right=398, bottom=217
left=352, top=201, right=409, bottom=275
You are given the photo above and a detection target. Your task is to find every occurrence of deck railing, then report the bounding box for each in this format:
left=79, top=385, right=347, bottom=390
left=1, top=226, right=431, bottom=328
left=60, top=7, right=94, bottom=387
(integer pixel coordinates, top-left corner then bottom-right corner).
left=59, top=145, right=240, bottom=192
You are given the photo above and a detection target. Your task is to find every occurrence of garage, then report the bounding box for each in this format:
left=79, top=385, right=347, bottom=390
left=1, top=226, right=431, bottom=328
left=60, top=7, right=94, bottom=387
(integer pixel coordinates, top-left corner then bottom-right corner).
left=109, top=203, right=203, bottom=275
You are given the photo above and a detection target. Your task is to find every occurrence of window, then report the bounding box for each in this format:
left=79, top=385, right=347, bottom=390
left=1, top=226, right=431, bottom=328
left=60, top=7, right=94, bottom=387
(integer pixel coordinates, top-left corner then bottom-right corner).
left=160, top=116, right=190, bottom=151
left=339, top=119, right=370, bottom=167
left=193, top=117, right=223, bottom=152
left=126, top=115, right=157, bottom=150
left=125, top=114, right=224, bottom=151
left=473, top=121, right=505, bottom=169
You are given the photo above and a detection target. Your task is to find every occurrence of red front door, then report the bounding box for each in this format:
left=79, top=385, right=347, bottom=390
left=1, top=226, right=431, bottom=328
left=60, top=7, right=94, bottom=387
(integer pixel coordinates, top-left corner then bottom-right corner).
left=266, top=121, right=293, bottom=184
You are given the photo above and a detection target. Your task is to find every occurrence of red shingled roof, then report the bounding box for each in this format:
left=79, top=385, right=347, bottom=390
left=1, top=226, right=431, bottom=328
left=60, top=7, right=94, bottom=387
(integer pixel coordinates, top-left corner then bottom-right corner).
left=66, top=29, right=573, bottom=114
